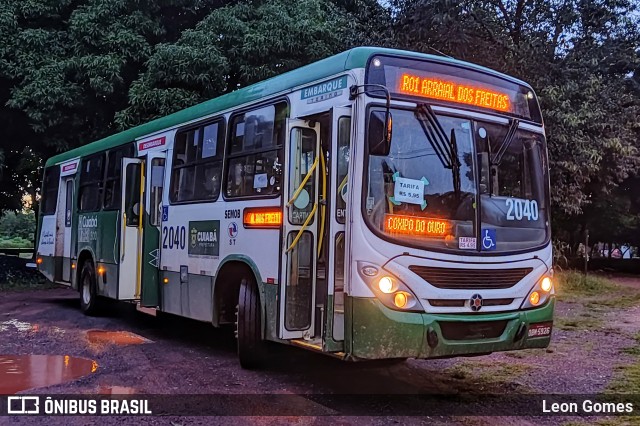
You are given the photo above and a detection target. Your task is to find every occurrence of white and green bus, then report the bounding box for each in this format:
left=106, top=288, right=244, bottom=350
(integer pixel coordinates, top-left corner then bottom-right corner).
left=36, top=47, right=554, bottom=368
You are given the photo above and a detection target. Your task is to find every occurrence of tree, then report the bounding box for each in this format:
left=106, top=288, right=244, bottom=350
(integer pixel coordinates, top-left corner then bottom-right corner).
left=0, top=0, right=231, bottom=212
left=116, top=0, right=390, bottom=127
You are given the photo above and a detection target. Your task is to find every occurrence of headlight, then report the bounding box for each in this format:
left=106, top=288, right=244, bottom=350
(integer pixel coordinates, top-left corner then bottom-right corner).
left=357, top=262, right=422, bottom=312
left=521, top=275, right=554, bottom=309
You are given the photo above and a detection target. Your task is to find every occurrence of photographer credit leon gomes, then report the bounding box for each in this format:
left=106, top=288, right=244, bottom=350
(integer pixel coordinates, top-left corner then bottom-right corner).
left=542, top=398, right=634, bottom=415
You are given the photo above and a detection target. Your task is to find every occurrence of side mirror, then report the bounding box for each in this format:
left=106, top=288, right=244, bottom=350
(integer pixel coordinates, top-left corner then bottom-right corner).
left=368, top=110, right=392, bottom=156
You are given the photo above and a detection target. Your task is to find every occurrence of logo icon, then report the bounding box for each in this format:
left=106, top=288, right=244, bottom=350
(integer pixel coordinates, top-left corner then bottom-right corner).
left=470, top=294, right=483, bottom=311
left=7, top=396, right=40, bottom=414
left=190, top=227, right=198, bottom=249
left=228, top=222, right=238, bottom=238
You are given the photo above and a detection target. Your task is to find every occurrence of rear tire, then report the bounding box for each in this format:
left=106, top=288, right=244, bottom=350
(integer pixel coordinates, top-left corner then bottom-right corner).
left=79, top=261, right=99, bottom=316
left=237, top=275, right=267, bottom=369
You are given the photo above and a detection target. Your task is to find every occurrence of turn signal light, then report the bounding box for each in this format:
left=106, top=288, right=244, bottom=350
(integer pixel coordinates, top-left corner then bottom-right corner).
left=529, top=291, right=540, bottom=306
left=36, top=257, right=43, bottom=265
left=394, top=292, right=408, bottom=308
left=71, top=263, right=76, bottom=269
left=541, top=277, right=552, bottom=292
left=97, top=266, right=106, bottom=275
left=163, top=277, right=169, bottom=284
left=243, top=208, right=282, bottom=228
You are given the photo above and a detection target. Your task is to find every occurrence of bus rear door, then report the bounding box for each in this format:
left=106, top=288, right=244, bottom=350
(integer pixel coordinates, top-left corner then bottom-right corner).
left=118, top=158, right=143, bottom=300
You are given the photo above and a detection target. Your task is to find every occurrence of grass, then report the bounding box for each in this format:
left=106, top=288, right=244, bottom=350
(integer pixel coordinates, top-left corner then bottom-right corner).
left=446, top=361, right=532, bottom=386
left=556, top=271, right=620, bottom=300
left=556, top=271, right=640, bottom=310
left=553, top=271, right=636, bottom=331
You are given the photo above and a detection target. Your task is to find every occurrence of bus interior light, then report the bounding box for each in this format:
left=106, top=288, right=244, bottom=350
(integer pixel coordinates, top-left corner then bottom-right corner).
left=243, top=208, right=282, bottom=228
left=540, top=277, right=552, bottom=292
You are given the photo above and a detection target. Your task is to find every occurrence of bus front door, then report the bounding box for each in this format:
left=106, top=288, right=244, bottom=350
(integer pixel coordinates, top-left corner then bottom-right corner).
left=324, top=107, right=351, bottom=347
left=279, top=120, right=321, bottom=340
left=118, top=158, right=143, bottom=300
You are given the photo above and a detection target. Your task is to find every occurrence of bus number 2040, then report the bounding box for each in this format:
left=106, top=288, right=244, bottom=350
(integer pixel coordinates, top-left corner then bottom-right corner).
left=162, top=226, right=186, bottom=250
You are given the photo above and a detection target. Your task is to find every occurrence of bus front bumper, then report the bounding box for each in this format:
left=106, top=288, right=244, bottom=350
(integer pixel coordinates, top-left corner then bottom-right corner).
left=349, top=296, right=554, bottom=360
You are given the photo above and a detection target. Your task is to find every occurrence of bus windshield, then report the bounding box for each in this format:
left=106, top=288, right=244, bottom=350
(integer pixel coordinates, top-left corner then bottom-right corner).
left=364, top=107, right=550, bottom=253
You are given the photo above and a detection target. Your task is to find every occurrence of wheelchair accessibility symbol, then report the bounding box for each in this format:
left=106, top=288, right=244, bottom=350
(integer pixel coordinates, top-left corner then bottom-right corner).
left=481, top=229, right=497, bottom=251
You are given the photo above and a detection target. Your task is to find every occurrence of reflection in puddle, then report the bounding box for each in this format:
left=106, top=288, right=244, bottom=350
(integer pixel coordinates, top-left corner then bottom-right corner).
left=98, top=385, right=136, bottom=395
left=0, top=355, right=98, bottom=394
left=85, top=330, right=150, bottom=346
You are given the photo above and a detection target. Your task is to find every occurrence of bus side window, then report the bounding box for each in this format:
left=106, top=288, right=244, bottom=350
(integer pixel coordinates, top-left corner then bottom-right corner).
left=170, top=120, right=224, bottom=203
left=103, top=144, right=134, bottom=210
left=124, top=163, right=141, bottom=226
left=41, top=166, right=61, bottom=215
left=78, top=154, right=105, bottom=212
left=335, top=117, right=350, bottom=224
left=225, top=102, right=288, bottom=198
left=150, top=158, right=165, bottom=226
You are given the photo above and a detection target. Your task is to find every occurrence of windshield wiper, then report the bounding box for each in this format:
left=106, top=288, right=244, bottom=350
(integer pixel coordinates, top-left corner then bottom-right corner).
left=414, top=103, right=454, bottom=169
left=450, top=128, right=461, bottom=196
left=414, top=103, right=461, bottom=196
left=492, top=119, right=520, bottom=165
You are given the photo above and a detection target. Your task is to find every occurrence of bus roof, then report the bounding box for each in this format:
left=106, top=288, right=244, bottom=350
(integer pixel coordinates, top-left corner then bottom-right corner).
left=45, top=47, right=532, bottom=167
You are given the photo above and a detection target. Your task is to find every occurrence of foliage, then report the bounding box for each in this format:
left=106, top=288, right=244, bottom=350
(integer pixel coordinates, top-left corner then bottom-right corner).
left=0, top=210, right=36, bottom=242
left=116, top=0, right=384, bottom=127
left=0, top=0, right=639, bottom=249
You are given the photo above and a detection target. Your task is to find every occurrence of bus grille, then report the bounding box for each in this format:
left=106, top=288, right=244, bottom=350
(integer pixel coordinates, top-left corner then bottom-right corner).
left=409, top=266, right=532, bottom=289
left=428, top=298, right=513, bottom=307
left=439, top=320, right=508, bottom=340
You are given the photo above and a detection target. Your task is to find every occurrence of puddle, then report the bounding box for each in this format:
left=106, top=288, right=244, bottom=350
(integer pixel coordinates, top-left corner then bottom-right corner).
left=98, top=385, right=137, bottom=395
left=0, top=355, right=98, bottom=394
left=0, top=319, right=36, bottom=333
left=85, top=330, right=150, bottom=346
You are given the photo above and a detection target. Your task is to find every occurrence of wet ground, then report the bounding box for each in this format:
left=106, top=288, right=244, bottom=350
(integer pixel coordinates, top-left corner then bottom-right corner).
left=1, top=276, right=639, bottom=425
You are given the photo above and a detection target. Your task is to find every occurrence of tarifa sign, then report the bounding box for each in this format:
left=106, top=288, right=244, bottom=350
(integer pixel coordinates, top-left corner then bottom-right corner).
left=188, top=220, right=220, bottom=257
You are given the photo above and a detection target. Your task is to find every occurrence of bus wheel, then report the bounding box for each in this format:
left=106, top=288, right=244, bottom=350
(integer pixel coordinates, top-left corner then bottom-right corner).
left=236, top=276, right=267, bottom=369
left=79, top=261, right=99, bottom=316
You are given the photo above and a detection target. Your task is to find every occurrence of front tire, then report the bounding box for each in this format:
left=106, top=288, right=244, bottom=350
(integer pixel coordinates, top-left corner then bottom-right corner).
left=237, top=275, right=267, bottom=369
left=79, top=261, right=99, bottom=316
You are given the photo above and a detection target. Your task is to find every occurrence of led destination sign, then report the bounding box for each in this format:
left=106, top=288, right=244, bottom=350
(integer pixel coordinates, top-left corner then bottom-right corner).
left=365, top=56, right=542, bottom=122
left=384, top=214, right=450, bottom=237
left=398, top=73, right=511, bottom=112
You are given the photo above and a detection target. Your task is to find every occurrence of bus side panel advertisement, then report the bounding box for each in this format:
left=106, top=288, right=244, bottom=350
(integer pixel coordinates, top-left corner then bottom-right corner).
left=188, top=220, right=220, bottom=258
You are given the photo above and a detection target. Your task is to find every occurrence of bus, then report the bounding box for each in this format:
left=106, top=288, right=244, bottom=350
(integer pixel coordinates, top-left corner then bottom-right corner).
left=35, top=47, right=554, bottom=368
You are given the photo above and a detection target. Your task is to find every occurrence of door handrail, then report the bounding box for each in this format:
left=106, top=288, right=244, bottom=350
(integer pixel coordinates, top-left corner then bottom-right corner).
left=317, top=147, right=327, bottom=257
left=121, top=213, right=127, bottom=261
left=286, top=202, right=318, bottom=253
left=288, top=154, right=319, bottom=206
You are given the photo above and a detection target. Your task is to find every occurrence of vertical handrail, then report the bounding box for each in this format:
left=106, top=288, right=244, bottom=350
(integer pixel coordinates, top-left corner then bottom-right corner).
left=317, top=147, right=327, bottom=257
left=135, top=162, right=145, bottom=299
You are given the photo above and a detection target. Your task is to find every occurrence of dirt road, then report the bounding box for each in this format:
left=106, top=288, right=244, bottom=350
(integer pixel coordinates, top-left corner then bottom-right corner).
left=1, top=274, right=640, bottom=425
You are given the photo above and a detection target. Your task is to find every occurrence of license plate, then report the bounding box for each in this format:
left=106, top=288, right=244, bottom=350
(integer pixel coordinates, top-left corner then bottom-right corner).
left=528, top=322, right=552, bottom=338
